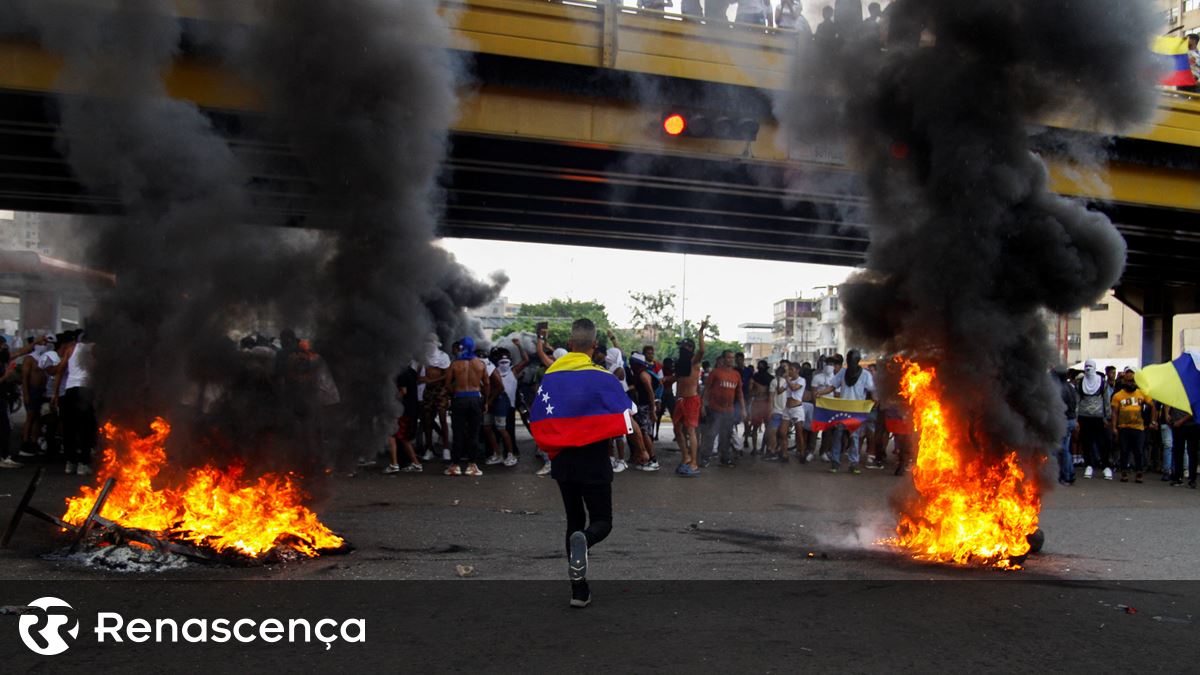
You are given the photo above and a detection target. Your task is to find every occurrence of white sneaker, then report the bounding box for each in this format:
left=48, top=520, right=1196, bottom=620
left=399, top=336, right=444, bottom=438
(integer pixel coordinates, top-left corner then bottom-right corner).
left=400, top=463, right=423, bottom=473
left=485, top=455, right=503, bottom=465
left=536, top=461, right=552, bottom=476
left=442, top=449, right=451, bottom=462
left=614, top=460, right=628, bottom=473
left=610, top=457, right=618, bottom=470
left=383, top=464, right=401, bottom=474
left=0, top=457, right=22, bottom=469
left=1102, top=468, right=1114, bottom=480
left=465, top=464, right=483, bottom=477
left=805, top=452, right=815, bottom=463
left=76, top=464, right=93, bottom=476
left=820, top=452, right=831, bottom=463
left=64, top=462, right=77, bottom=474
left=357, top=457, right=376, bottom=467
left=1083, top=466, right=1094, bottom=479
left=503, top=454, right=518, bottom=467
left=421, top=450, right=436, bottom=462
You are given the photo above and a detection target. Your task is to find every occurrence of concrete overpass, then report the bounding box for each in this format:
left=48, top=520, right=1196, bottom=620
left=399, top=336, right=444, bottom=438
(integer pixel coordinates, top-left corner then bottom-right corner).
left=1, top=0, right=1198, bottom=355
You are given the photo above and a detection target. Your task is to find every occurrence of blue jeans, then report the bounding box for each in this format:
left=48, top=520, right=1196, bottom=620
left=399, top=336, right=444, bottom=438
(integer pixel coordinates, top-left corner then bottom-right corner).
left=1059, top=418, right=1076, bottom=482
left=829, top=424, right=863, bottom=467
left=1160, top=425, right=1174, bottom=473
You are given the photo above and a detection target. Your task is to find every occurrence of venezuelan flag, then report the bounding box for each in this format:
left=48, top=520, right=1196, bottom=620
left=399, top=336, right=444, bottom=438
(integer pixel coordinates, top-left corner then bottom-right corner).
left=529, top=352, right=634, bottom=457
left=812, top=396, right=876, bottom=432
left=1153, top=36, right=1196, bottom=87
left=1135, top=351, right=1200, bottom=415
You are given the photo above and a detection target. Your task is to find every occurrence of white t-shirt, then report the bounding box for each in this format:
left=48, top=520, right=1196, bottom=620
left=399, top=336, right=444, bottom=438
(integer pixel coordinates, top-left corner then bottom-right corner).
left=787, top=376, right=807, bottom=404
left=811, top=370, right=836, bottom=397
left=833, top=368, right=875, bottom=401
left=771, top=376, right=789, bottom=413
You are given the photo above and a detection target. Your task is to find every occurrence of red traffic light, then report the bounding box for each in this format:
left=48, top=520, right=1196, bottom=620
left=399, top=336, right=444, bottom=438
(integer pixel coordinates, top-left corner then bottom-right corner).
left=663, top=114, right=687, bottom=136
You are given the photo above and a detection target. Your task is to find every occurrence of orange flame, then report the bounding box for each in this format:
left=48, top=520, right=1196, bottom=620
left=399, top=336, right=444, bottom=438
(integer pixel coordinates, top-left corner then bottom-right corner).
left=63, top=418, right=344, bottom=558
left=886, top=360, right=1041, bottom=570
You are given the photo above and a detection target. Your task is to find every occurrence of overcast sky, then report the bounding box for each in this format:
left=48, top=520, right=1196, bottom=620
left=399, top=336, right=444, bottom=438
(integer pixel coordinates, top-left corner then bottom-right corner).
left=438, top=238, right=853, bottom=338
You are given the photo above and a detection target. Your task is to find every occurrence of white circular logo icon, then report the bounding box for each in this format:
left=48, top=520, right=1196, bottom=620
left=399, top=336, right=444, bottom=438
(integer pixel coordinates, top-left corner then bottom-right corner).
left=17, top=597, right=79, bottom=656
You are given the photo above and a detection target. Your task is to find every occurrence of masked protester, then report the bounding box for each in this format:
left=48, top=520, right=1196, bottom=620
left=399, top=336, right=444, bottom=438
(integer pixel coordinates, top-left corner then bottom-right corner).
left=1076, top=359, right=1113, bottom=480
left=1055, top=366, right=1078, bottom=485
left=1110, top=369, right=1155, bottom=483
left=828, top=349, right=874, bottom=474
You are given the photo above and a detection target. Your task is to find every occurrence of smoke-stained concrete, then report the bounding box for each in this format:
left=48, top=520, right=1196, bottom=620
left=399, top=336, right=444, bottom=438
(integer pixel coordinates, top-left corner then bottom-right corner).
left=780, top=0, right=1158, bottom=454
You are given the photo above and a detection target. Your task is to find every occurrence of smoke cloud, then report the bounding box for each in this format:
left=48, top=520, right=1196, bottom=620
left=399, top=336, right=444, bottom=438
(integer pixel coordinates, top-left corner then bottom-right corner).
left=781, top=0, right=1157, bottom=452
left=16, top=0, right=505, bottom=468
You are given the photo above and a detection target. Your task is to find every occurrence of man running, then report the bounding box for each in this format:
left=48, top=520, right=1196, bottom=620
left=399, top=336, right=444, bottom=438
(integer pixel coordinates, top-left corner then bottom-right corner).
left=529, top=319, right=635, bottom=608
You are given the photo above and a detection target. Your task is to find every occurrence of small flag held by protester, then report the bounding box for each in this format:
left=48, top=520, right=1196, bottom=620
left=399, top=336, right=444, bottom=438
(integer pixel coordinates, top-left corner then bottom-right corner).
left=1134, top=350, right=1200, bottom=415
left=529, top=352, right=634, bottom=457
left=1152, top=36, right=1197, bottom=87
left=812, top=396, right=876, bottom=431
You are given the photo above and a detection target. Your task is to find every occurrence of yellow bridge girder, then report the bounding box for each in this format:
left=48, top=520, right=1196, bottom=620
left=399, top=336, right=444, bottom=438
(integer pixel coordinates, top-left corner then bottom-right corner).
left=2, top=0, right=1199, bottom=213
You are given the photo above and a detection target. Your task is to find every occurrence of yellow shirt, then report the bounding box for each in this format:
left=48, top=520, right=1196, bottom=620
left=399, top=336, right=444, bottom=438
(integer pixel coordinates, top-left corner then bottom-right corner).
left=1110, top=389, right=1151, bottom=430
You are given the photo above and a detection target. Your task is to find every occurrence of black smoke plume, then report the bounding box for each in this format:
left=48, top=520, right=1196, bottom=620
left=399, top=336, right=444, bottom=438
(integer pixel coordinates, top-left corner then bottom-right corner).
left=14, top=0, right=505, bottom=468
left=782, top=0, right=1157, bottom=453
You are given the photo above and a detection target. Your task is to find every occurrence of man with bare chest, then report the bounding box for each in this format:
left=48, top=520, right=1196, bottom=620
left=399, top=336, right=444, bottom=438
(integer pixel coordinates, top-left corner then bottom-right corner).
left=445, top=336, right=489, bottom=477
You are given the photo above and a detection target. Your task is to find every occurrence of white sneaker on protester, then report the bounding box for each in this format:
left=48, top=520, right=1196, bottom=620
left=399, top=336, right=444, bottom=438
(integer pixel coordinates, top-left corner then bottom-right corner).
left=485, top=455, right=503, bottom=466
left=64, top=462, right=77, bottom=475
left=536, top=461, right=552, bottom=476
left=383, top=464, right=401, bottom=474
left=0, top=457, right=22, bottom=469
left=614, top=460, right=628, bottom=473
left=1103, top=468, right=1114, bottom=480
left=400, top=463, right=423, bottom=473
left=442, top=449, right=452, bottom=462
left=1083, top=466, right=1094, bottom=479
left=805, top=452, right=815, bottom=463
left=421, top=450, right=436, bottom=462
left=503, top=454, right=518, bottom=467
left=820, top=452, right=831, bottom=463
left=610, top=457, right=619, bottom=470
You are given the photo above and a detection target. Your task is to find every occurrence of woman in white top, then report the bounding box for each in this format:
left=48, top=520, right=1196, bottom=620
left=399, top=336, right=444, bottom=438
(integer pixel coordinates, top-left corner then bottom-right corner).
left=53, top=330, right=97, bottom=476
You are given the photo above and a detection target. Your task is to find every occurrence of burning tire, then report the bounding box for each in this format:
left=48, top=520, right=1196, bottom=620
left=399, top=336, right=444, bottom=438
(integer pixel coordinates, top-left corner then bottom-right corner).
left=1025, top=528, right=1045, bottom=555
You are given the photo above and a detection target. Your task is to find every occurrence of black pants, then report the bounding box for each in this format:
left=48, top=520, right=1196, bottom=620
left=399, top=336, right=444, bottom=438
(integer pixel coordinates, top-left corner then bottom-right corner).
left=1117, top=427, right=1144, bottom=473
left=1172, top=424, right=1200, bottom=484
left=556, top=480, right=612, bottom=555
left=1078, top=416, right=1109, bottom=469
left=0, top=407, right=10, bottom=460
left=450, top=396, right=483, bottom=466
left=61, top=387, right=97, bottom=465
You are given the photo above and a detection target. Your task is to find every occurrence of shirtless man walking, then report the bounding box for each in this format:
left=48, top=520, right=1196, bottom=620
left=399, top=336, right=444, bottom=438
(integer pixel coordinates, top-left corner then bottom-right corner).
left=445, top=336, right=490, bottom=477
left=669, top=319, right=706, bottom=476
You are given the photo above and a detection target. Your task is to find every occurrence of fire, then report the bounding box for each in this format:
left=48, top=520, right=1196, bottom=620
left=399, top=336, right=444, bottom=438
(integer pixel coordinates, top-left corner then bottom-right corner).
left=63, top=419, right=344, bottom=558
left=886, top=360, right=1041, bottom=570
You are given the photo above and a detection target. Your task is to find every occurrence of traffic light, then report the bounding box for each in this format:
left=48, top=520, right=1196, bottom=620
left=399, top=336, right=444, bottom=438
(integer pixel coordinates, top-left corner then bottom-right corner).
left=659, top=110, right=760, bottom=141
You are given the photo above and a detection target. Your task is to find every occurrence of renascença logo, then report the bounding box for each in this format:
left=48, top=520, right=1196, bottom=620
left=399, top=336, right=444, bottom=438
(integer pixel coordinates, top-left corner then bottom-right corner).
left=18, top=597, right=80, bottom=656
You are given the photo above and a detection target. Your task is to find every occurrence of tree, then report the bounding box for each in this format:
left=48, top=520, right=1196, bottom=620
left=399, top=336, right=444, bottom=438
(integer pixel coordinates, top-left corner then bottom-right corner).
left=628, top=288, right=677, bottom=345
left=505, top=298, right=614, bottom=351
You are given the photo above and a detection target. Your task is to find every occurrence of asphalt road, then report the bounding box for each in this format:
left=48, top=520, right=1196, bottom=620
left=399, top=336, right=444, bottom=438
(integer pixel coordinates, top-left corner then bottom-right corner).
left=0, top=426, right=1196, bottom=582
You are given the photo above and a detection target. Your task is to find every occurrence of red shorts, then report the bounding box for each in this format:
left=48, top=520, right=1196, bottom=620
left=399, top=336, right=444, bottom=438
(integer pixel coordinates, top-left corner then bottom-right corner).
left=674, top=395, right=701, bottom=429
left=394, top=415, right=416, bottom=442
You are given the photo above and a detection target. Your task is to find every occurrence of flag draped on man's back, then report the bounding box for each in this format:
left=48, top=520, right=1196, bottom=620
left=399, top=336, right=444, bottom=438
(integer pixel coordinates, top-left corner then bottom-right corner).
left=530, top=352, right=634, bottom=458
left=1135, top=350, right=1200, bottom=415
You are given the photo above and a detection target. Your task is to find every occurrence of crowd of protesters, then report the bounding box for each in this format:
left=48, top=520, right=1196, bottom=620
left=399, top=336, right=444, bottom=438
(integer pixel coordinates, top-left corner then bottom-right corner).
left=1055, top=360, right=1198, bottom=488
left=0, top=329, right=97, bottom=475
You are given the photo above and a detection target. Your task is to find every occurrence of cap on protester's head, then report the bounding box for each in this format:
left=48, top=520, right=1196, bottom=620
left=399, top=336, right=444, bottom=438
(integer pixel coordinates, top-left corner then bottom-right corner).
left=460, top=336, right=476, bottom=357
left=630, top=352, right=647, bottom=364
left=552, top=348, right=568, bottom=360
left=44, top=334, right=57, bottom=344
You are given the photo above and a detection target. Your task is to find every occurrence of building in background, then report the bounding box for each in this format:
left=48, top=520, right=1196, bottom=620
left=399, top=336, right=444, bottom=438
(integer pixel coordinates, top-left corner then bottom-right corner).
left=739, top=322, right=774, bottom=361
left=771, top=295, right=820, bottom=364
left=814, top=286, right=845, bottom=358
left=1078, top=290, right=1143, bottom=364
left=0, top=210, right=54, bottom=257
left=1160, top=0, right=1200, bottom=35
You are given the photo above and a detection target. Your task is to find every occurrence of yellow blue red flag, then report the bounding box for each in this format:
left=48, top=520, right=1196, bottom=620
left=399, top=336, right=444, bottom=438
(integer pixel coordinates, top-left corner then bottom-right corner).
left=530, top=352, right=634, bottom=457
left=812, top=396, right=876, bottom=431
left=1152, top=36, right=1196, bottom=87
